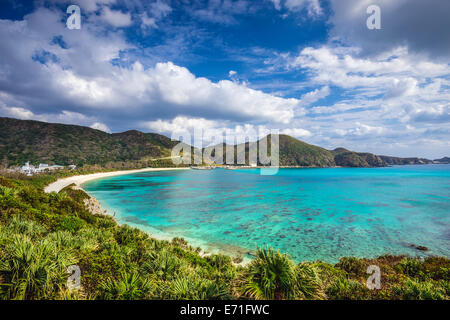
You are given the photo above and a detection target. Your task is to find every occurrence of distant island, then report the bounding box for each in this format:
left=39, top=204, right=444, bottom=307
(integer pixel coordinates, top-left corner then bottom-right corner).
left=434, top=157, right=450, bottom=164
left=0, top=117, right=444, bottom=169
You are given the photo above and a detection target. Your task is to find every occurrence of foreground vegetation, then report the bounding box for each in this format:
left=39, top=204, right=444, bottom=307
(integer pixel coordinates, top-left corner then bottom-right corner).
left=0, top=173, right=448, bottom=300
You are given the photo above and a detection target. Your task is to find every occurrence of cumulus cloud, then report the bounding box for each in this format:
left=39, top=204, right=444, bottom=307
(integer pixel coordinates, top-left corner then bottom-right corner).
left=53, top=61, right=297, bottom=123
left=282, top=45, right=450, bottom=126
left=0, top=7, right=301, bottom=135
left=289, top=46, right=449, bottom=92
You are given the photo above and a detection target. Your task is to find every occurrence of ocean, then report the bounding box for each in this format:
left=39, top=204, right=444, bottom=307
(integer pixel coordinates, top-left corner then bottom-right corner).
left=83, top=165, right=450, bottom=263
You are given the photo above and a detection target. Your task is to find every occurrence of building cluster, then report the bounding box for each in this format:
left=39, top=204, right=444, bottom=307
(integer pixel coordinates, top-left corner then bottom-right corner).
left=18, top=162, right=76, bottom=176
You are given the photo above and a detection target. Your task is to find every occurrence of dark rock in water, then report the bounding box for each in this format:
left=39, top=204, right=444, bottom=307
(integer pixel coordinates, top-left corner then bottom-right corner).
left=409, top=244, right=429, bottom=251
left=280, top=235, right=286, bottom=239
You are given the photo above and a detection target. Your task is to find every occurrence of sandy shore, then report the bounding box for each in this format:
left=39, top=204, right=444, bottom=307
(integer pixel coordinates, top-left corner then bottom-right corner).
left=44, top=167, right=190, bottom=193
left=44, top=166, right=251, bottom=265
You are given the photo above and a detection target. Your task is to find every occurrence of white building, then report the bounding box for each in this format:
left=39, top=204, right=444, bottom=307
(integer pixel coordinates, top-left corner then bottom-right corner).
left=20, top=162, right=36, bottom=176
left=19, top=162, right=65, bottom=175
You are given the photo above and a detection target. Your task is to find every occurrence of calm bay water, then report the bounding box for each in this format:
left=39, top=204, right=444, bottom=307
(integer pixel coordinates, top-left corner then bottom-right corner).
left=83, top=165, right=450, bottom=262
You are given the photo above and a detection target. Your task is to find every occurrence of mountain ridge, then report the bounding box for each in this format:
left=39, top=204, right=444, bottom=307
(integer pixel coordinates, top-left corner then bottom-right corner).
left=0, top=117, right=435, bottom=168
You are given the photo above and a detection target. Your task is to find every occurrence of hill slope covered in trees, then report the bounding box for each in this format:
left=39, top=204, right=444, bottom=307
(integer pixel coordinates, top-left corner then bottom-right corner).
left=0, top=117, right=434, bottom=168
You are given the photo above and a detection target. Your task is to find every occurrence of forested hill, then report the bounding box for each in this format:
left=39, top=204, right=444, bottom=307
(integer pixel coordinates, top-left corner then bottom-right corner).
left=205, top=135, right=387, bottom=167
left=0, top=117, right=433, bottom=168
left=0, top=117, right=179, bottom=166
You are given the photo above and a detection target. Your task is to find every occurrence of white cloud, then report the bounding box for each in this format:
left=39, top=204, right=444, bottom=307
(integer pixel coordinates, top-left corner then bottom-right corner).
left=52, top=61, right=297, bottom=123
left=143, top=116, right=273, bottom=147
left=140, top=13, right=157, bottom=29
left=189, top=0, right=251, bottom=25
left=271, top=0, right=323, bottom=17
left=0, top=8, right=300, bottom=132
left=270, top=0, right=282, bottom=11
left=150, top=0, right=172, bottom=19
left=289, top=46, right=449, bottom=92
left=140, top=0, right=172, bottom=29
left=334, top=123, right=385, bottom=137
left=285, top=0, right=322, bottom=16
left=0, top=106, right=34, bottom=120
left=51, top=0, right=117, bottom=12
left=0, top=105, right=105, bottom=129
left=100, top=7, right=132, bottom=27
left=299, top=86, right=330, bottom=106
left=144, top=116, right=220, bottom=134
left=90, top=122, right=111, bottom=132
left=281, top=128, right=312, bottom=138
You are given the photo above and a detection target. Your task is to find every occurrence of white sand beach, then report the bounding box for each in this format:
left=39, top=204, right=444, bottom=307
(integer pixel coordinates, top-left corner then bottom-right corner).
left=44, top=167, right=190, bottom=193
left=44, top=166, right=250, bottom=264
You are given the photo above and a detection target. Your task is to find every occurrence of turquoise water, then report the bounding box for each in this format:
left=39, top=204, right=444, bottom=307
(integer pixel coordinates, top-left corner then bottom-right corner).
left=83, top=165, right=450, bottom=263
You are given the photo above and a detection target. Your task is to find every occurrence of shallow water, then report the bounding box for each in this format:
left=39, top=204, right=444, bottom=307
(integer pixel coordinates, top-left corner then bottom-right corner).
left=83, top=165, right=450, bottom=263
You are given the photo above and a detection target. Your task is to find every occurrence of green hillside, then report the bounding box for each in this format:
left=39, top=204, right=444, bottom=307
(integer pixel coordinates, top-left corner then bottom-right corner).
left=277, top=134, right=335, bottom=167
left=332, top=148, right=384, bottom=167
left=0, top=118, right=178, bottom=166
left=0, top=117, right=433, bottom=168
left=204, top=134, right=335, bottom=167
left=379, top=155, right=434, bottom=165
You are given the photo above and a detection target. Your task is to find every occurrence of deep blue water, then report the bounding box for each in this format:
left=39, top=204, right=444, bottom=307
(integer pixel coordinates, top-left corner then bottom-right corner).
left=83, top=165, right=450, bottom=263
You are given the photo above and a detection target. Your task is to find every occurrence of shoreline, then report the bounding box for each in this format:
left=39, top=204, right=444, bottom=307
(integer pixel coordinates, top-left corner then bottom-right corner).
left=44, top=165, right=444, bottom=266
left=44, top=166, right=252, bottom=265
left=44, top=167, right=190, bottom=193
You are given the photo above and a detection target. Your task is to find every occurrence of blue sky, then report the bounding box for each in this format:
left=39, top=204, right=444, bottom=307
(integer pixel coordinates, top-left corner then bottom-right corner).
left=0, top=0, right=449, bottom=158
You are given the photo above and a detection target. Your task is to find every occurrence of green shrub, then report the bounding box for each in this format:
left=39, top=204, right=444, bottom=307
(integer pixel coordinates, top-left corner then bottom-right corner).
left=143, top=249, right=183, bottom=281
left=240, top=247, right=321, bottom=300
left=391, top=280, right=446, bottom=300
left=101, top=272, right=153, bottom=300
left=335, top=257, right=366, bottom=277
left=57, top=216, right=85, bottom=233
left=0, top=234, right=74, bottom=299
left=326, top=277, right=370, bottom=300
left=394, top=258, right=423, bottom=278
left=164, top=275, right=230, bottom=300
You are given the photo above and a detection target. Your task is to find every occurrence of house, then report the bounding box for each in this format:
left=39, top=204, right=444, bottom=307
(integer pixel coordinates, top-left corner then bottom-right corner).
left=20, top=162, right=36, bottom=176
left=19, top=162, right=65, bottom=175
